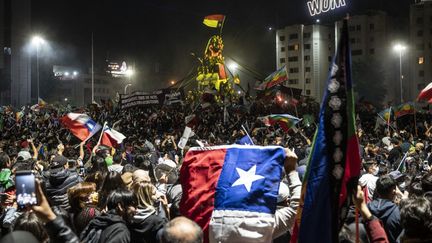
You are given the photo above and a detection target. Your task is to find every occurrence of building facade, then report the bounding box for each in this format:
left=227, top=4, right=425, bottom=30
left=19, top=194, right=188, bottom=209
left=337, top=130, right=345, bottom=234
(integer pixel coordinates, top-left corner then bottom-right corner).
left=277, top=11, right=398, bottom=104
left=52, top=66, right=125, bottom=107
left=336, top=10, right=396, bottom=103
left=0, top=0, right=32, bottom=107
left=409, top=0, right=432, bottom=101
left=276, top=24, right=334, bottom=102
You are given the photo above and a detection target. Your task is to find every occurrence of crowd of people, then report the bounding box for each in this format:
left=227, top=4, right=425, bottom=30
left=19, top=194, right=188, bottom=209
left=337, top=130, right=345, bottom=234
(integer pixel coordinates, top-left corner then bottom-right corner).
left=0, top=95, right=431, bottom=243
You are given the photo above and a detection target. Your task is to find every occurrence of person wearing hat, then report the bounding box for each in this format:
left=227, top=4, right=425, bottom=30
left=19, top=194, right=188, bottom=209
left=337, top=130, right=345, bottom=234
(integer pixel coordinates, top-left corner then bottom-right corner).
left=45, top=155, right=82, bottom=211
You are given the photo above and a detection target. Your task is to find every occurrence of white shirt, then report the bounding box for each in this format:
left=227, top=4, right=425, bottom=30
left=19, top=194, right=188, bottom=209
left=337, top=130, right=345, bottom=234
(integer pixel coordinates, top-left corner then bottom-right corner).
left=359, top=173, right=378, bottom=201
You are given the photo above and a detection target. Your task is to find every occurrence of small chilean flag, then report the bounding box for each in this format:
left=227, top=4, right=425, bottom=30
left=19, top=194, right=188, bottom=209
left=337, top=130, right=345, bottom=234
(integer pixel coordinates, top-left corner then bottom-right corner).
left=61, top=113, right=102, bottom=141
left=101, top=126, right=126, bottom=148
left=417, top=82, right=432, bottom=103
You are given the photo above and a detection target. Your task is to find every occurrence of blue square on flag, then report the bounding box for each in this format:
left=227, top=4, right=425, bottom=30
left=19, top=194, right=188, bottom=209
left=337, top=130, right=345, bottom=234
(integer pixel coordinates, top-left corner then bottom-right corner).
left=85, top=119, right=96, bottom=131
left=214, top=147, right=285, bottom=214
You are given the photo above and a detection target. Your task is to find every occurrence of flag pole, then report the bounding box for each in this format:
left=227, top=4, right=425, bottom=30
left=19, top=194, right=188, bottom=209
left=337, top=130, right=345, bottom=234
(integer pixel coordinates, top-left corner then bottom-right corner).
left=387, top=107, right=391, bottom=135
left=396, top=151, right=409, bottom=172
left=377, top=113, right=396, bottom=131
left=414, top=109, right=418, bottom=137
left=241, top=125, right=255, bottom=145
left=96, top=122, right=107, bottom=146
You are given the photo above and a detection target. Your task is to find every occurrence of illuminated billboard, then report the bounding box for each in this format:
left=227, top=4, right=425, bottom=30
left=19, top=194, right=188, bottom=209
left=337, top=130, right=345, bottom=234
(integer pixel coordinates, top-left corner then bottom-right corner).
left=307, top=0, right=347, bottom=16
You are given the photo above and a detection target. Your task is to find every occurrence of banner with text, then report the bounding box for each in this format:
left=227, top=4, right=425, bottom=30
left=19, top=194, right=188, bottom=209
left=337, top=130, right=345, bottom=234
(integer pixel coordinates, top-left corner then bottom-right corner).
left=119, top=88, right=184, bottom=108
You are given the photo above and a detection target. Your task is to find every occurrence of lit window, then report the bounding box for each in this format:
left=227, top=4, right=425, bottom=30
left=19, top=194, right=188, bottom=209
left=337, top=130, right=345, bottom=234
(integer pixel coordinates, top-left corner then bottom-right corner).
left=294, top=44, right=299, bottom=51
left=419, top=57, right=424, bottom=64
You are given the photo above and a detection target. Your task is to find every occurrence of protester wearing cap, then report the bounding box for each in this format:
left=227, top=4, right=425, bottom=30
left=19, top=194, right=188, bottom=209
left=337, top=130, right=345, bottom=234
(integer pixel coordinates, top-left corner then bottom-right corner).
left=45, top=154, right=83, bottom=210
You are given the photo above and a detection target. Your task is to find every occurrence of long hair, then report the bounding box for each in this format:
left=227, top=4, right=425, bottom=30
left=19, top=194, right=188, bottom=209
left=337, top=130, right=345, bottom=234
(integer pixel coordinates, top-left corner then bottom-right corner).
left=68, top=182, right=97, bottom=213
left=106, top=189, right=137, bottom=211
left=99, top=171, right=126, bottom=208
left=132, top=181, right=155, bottom=209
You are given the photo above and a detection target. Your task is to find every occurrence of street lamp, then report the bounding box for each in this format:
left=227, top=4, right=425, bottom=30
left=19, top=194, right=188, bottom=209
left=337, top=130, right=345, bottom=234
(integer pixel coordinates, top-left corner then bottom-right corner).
left=228, top=62, right=238, bottom=71
left=125, top=69, right=134, bottom=94
left=125, top=69, right=134, bottom=77
left=124, top=84, right=132, bottom=94
left=394, top=44, right=406, bottom=103
left=170, top=80, right=175, bottom=85
left=31, top=36, right=45, bottom=100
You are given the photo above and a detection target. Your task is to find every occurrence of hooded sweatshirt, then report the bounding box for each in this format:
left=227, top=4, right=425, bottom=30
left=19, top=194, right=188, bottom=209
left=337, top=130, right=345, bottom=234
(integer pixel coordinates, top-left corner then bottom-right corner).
left=129, top=207, right=167, bottom=243
left=368, top=198, right=402, bottom=243
left=80, top=210, right=130, bottom=243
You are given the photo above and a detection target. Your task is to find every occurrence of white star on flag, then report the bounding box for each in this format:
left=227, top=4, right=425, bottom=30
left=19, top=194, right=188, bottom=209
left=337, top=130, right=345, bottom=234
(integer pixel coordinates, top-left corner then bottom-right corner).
left=231, top=165, right=265, bottom=192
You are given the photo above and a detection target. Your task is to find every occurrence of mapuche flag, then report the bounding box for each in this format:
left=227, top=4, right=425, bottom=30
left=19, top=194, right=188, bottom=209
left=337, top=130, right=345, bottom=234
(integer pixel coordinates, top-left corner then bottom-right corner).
left=203, top=14, right=225, bottom=28
left=260, top=114, right=301, bottom=132
left=378, top=107, right=393, bottom=124
left=255, top=66, right=289, bottom=90
left=394, top=102, right=416, bottom=118
left=180, top=145, right=285, bottom=243
left=290, top=19, right=361, bottom=243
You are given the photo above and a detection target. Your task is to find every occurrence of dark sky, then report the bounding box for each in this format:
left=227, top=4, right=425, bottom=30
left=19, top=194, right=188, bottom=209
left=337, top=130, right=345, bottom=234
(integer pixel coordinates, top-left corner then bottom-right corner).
left=31, top=0, right=413, bottom=88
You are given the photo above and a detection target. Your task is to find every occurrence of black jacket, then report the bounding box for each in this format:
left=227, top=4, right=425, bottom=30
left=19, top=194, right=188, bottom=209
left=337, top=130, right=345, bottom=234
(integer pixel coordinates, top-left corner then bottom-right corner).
left=129, top=208, right=167, bottom=243
left=45, top=169, right=82, bottom=210
left=45, top=216, right=79, bottom=243
left=80, top=211, right=130, bottom=243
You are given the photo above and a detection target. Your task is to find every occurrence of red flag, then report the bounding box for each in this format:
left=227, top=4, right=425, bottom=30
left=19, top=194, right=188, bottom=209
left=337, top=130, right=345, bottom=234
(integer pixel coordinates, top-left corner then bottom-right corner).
left=417, top=82, right=432, bottom=102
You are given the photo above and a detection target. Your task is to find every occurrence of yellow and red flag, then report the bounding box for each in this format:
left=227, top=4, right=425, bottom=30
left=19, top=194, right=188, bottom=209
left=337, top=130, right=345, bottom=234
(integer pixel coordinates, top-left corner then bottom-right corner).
left=203, top=14, right=225, bottom=28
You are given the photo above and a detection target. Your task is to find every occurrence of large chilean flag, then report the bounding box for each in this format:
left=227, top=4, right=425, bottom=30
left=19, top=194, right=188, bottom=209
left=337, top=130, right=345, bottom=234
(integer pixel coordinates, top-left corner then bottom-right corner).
left=180, top=145, right=285, bottom=243
left=61, top=113, right=102, bottom=141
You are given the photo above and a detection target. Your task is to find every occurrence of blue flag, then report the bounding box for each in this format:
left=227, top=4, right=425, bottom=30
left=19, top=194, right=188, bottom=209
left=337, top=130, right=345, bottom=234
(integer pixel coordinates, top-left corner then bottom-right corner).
left=235, top=135, right=253, bottom=145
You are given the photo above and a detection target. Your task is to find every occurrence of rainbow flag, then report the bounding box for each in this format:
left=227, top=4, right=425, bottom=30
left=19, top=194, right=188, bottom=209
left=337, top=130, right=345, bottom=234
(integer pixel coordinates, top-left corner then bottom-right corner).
left=260, top=114, right=301, bottom=132
left=394, top=102, right=416, bottom=118
left=290, top=19, right=361, bottom=243
left=256, top=66, right=288, bottom=90
left=203, top=14, right=225, bottom=28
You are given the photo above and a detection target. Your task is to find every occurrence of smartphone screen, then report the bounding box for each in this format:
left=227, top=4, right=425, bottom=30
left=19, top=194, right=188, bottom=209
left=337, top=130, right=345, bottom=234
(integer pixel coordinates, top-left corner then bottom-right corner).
left=15, top=171, right=37, bottom=207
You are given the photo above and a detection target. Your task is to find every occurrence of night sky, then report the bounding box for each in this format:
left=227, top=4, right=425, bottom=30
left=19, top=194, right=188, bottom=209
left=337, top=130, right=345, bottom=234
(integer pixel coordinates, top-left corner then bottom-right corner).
left=31, top=0, right=413, bottom=89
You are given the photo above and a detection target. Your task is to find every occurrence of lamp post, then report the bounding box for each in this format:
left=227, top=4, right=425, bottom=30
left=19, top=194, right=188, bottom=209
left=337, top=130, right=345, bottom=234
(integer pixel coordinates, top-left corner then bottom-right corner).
left=394, top=44, right=406, bottom=103
left=124, top=84, right=132, bottom=94
left=125, top=69, right=134, bottom=94
left=31, top=36, right=45, bottom=100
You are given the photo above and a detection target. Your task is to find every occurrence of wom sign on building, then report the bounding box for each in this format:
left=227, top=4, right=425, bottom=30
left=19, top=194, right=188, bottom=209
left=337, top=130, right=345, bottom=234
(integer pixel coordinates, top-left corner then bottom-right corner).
left=307, top=0, right=346, bottom=16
